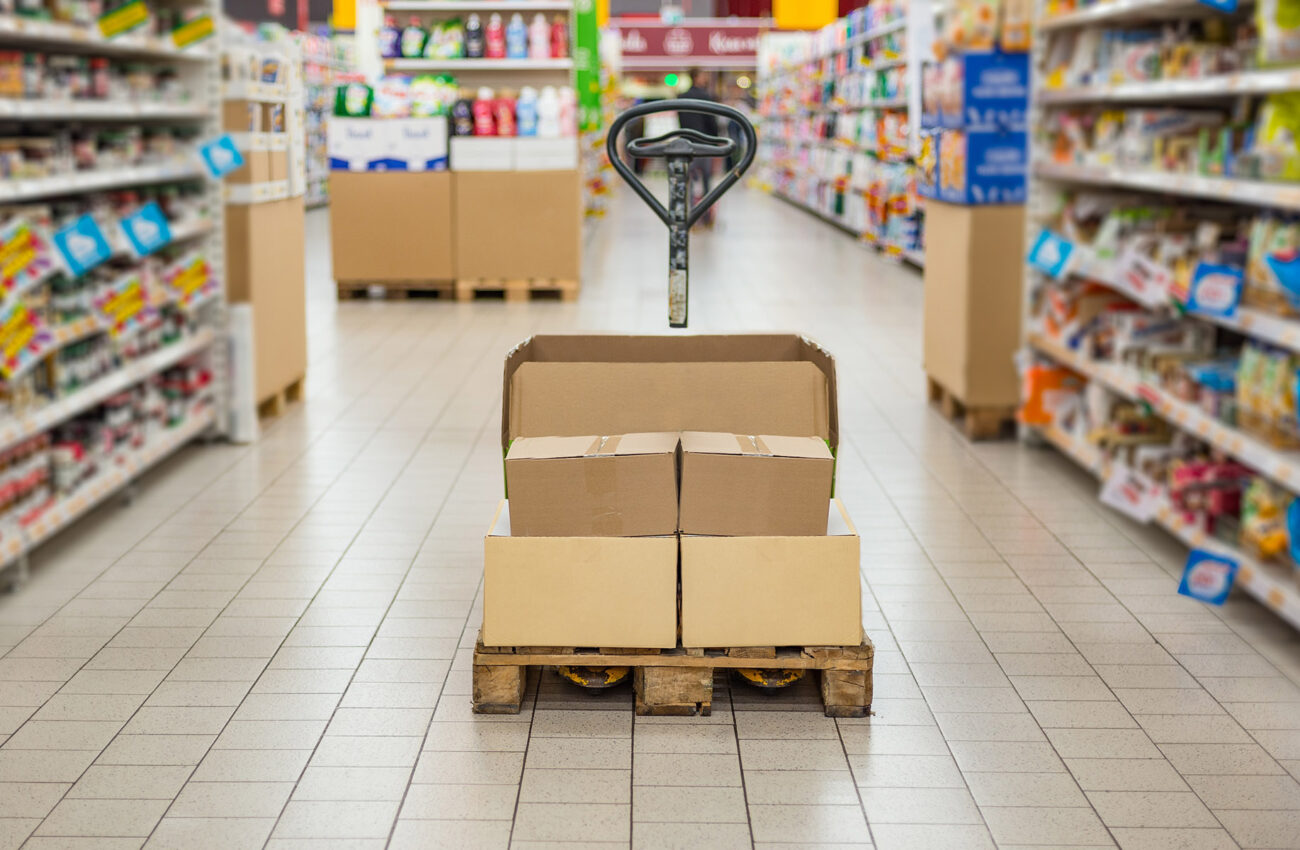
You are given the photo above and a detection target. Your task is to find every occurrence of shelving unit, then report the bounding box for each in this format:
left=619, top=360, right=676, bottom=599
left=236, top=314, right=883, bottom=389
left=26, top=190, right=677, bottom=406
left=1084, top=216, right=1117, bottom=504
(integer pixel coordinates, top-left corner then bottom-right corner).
left=382, top=0, right=573, bottom=9
left=384, top=57, right=573, bottom=71
left=0, top=0, right=226, bottom=584
left=1022, top=0, right=1300, bottom=627
left=754, top=2, right=927, bottom=267
left=299, top=29, right=353, bottom=208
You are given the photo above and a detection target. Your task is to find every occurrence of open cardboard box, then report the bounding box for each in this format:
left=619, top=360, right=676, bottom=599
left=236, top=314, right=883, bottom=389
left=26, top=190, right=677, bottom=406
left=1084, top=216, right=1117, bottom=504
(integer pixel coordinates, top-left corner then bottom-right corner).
left=486, top=334, right=851, bottom=649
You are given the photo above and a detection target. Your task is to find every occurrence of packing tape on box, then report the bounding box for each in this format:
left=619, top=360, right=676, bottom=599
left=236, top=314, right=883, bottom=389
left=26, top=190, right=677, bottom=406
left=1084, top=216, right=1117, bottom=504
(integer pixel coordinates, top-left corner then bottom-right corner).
left=735, top=434, right=774, bottom=456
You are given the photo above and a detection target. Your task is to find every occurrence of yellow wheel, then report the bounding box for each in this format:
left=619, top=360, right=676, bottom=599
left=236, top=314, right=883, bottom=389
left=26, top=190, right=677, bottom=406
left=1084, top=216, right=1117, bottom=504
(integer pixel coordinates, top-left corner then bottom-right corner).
left=556, top=665, right=631, bottom=690
left=735, top=668, right=806, bottom=691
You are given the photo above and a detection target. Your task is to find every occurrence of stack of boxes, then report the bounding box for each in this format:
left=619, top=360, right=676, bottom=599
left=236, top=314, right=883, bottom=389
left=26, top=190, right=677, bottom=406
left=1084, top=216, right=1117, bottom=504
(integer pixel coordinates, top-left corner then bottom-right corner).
left=482, top=334, right=864, bottom=651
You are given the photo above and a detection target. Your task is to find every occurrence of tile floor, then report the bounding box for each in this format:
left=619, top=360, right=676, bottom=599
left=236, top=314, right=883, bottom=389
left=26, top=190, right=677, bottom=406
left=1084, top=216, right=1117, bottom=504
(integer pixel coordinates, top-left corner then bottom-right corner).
left=0, top=187, right=1298, bottom=849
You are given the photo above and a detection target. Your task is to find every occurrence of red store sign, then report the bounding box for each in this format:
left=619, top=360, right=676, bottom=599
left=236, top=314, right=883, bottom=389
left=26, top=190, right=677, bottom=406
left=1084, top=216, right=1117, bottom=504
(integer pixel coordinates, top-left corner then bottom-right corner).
left=615, top=22, right=763, bottom=67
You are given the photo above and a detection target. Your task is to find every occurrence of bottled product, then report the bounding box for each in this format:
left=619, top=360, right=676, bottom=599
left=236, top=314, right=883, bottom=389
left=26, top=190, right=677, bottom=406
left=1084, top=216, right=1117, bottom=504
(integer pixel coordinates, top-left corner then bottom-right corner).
left=334, top=78, right=373, bottom=116
left=537, top=85, right=560, bottom=137
left=439, top=18, right=465, bottom=58
left=465, top=13, right=485, bottom=59
left=495, top=92, right=517, bottom=136
left=506, top=13, right=527, bottom=59
left=379, top=16, right=401, bottom=59
left=529, top=13, right=550, bottom=59
left=516, top=85, right=539, bottom=136
left=473, top=86, right=496, bottom=135
left=400, top=17, right=426, bottom=59
left=485, top=13, right=506, bottom=59
left=558, top=85, right=576, bottom=136
left=451, top=95, right=474, bottom=136
left=551, top=14, right=568, bottom=58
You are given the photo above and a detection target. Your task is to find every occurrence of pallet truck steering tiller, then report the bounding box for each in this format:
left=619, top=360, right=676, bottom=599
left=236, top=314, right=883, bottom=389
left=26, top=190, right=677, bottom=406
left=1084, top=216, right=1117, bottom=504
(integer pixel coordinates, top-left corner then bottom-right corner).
left=606, top=100, right=757, bottom=328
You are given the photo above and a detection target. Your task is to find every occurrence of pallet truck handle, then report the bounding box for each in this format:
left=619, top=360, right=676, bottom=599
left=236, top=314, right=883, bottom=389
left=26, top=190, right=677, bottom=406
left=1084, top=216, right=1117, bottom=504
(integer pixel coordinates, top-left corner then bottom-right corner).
left=605, top=99, right=757, bottom=327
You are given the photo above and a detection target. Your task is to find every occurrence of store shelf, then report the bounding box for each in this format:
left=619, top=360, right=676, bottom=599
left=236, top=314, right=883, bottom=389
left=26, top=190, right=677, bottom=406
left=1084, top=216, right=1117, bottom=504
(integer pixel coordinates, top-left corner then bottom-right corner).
left=1034, top=162, right=1300, bottom=211
left=221, top=81, right=290, bottom=102
left=904, top=247, right=925, bottom=268
left=771, top=190, right=865, bottom=238
left=224, top=180, right=290, bottom=204
left=382, top=0, right=572, bottom=8
left=1034, top=423, right=1300, bottom=629
left=0, top=14, right=213, bottom=59
left=862, top=58, right=906, bottom=72
left=1038, top=0, right=1243, bottom=31
left=384, top=57, right=573, bottom=71
left=0, top=328, right=215, bottom=455
left=3, top=405, right=215, bottom=571
left=863, top=97, right=908, bottom=109
left=0, top=99, right=207, bottom=120
left=1039, top=68, right=1300, bottom=103
left=0, top=161, right=204, bottom=203
left=848, top=18, right=905, bottom=46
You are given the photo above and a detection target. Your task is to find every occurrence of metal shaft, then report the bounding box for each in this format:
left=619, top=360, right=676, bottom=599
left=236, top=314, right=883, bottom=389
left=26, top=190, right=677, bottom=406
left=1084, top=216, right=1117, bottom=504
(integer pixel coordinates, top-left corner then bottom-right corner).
left=667, top=155, right=689, bottom=328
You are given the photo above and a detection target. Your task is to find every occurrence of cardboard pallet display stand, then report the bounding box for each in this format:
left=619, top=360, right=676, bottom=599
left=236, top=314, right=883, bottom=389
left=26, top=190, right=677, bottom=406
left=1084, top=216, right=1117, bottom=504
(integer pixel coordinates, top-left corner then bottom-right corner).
left=482, top=334, right=864, bottom=651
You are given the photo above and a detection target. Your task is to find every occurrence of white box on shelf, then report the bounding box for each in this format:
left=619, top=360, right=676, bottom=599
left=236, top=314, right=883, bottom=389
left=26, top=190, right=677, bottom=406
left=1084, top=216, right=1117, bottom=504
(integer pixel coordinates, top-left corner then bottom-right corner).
left=514, top=138, right=578, bottom=171
left=328, top=118, right=390, bottom=171
left=451, top=137, right=515, bottom=171
left=391, top=118, right=448, bottom=172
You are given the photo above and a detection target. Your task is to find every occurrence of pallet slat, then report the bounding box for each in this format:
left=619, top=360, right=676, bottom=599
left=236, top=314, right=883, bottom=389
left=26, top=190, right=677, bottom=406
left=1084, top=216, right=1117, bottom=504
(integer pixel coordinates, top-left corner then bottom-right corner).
left=258, top=376, right=304, bottom=418
left=927, top=376, right=1015, bottom=441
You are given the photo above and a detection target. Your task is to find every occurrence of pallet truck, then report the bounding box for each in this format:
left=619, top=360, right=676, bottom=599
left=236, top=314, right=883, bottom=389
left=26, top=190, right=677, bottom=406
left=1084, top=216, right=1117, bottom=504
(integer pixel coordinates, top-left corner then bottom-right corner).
left=605, top=99, right=757, bottom=328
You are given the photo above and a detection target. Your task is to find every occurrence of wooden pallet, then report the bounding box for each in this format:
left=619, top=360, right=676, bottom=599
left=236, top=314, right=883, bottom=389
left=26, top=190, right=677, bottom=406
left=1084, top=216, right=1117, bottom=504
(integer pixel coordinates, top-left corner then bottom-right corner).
left=927, top=376, right=1016, bottom=441
left=455, top=278, right=579, bottom=303
left=258, top=375, right=304, bottom=418
left=336, top=281, right=456, bottom=300
left=473, top=635, right=874, bottom=717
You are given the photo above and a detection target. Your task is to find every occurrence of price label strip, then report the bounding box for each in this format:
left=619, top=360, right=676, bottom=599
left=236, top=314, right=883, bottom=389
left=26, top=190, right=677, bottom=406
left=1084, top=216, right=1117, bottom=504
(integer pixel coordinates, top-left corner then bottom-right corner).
left=163, top=253, right=217, bottom=309
left=95, top=273, right=157, bottom=338
left=0, top=300, right=53, bottom=379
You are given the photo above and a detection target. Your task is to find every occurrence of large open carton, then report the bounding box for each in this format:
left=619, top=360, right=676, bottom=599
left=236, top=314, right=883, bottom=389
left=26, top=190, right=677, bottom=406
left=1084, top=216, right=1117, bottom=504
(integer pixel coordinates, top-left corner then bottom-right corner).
left=486, top=334, right=853, bottom=649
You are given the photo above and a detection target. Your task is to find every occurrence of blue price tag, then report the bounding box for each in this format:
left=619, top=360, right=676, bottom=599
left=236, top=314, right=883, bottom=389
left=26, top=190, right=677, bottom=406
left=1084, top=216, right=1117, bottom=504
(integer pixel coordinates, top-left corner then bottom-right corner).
left=1198, top=0, right=1237, bottom=11
left=1178, top=549, right=1238, bottom=606
left=1185, top=262, right=1244, bottom=319
left=199, top=134, right=245, bottom=179
left=53, top=214, right=112, bottom=277
left=119, top=202, right=173, bottom=257
left=1028, top=230, right=1075, bottom=280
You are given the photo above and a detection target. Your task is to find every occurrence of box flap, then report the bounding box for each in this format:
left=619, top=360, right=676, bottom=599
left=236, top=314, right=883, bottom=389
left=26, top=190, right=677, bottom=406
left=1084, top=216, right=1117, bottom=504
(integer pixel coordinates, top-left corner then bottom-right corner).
left=502, top=334, right=839, bottom=453
left=505, top=435, right=598, bottom=461
left=506, top=432, right=678, bottom=461
left=681, top=432, right=831, bottom=459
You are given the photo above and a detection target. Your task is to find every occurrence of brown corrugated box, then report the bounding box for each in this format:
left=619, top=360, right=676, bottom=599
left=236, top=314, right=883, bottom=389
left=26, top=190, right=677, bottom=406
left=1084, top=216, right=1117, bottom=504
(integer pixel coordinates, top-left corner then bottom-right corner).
left=330, top=171, right=454, bottom=283
left=267, top=150, right=288, bottom=182
left=226, top=150, right=269, bottom=185
left=679, top=432, right=833, bottom=536
left=922, top=201, right=1025, bottom=406
left=681, top=499, right=861, bottom=648
left=455, top=171, right=581, bottom=280
left=505, top=432, right=678, bottom=537
left=222, top=100, right=260, bottom=132
left=483, top=501, right=677, bottom=648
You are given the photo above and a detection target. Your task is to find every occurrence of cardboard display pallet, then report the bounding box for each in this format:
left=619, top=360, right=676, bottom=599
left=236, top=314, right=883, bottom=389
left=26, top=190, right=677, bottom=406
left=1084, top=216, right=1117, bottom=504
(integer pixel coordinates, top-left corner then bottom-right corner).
left=455, top=278, right=579, bottom=303
left=473, top=634, right=874, bottom=717
left=258, top=375, right=304, bottom=418
left=927, top=376, right=1016, bottom=441
left=336, top=281, right=457, bottom=300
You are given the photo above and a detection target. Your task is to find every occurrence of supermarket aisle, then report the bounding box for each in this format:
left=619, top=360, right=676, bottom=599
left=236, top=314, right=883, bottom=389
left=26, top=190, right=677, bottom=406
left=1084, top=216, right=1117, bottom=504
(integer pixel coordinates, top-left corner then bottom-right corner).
left=0, top=187, right=1296, bottom=850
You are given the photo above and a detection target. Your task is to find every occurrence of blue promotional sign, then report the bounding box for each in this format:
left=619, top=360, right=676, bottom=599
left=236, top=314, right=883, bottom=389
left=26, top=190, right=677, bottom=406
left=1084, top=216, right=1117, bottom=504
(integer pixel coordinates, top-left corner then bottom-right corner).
left=198, top=134, right=245, bottom=178
left=1197, top=0, right=1237, bottom=11
left=1178, top=549, right=1239, bottom=606
left=120, top=202, right=172, bottom=257
left=53, top=214, right=112, bottom=277
left=1028, top=230, right=1075, bottom=279
left=1185, top=263, right=1244, bottom=319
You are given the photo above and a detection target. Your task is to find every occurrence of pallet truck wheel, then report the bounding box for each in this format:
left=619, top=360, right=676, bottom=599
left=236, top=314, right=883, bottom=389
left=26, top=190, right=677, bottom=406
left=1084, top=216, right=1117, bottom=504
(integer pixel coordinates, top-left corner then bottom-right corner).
left=556, top=665, right=631, bottom=691
left=734, top=667, right=806, bottom=692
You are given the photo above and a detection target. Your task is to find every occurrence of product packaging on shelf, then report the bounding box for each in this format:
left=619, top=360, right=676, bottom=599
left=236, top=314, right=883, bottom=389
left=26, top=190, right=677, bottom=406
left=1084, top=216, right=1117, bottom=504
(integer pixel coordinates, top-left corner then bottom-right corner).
left=504, top=432, right=679, bottom=537
left=678, top=432, right=834, bottom=536
left=918, top=128, right=1027, bottom=205
left=921, top=50, right=1029, bottom=131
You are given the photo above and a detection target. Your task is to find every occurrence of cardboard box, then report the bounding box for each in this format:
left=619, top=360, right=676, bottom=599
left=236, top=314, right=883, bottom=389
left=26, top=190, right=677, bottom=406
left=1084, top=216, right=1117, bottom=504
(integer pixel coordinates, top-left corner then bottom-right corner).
left=505, top=432, right=678, bottom=537
left=262, top=102, right=285, bottom=133
left=225, top=197, right=307, bottom=404
left=680, top=499, right=862, bottom=647
left=921, top=49, right=1029, bottom=131
left=222, top=99, right=260, bottom=132
left=918, top=128, right=1027, bottom=205
left=923, top=201, right=1025, bottom=407
left=514, top=138, right=579, bottom=171
left=226, top=149, right=270, bottom=185
left=455, top=171, right=580, bottom=280
left=330, top=170, right=454, bottom=282
left=267, top=149, right=288, bottom=182
left=483, top=501, right=678, bottom=648
left=451, top=136, right=515, bottom=171
left=679, top=432, right=833, bottom=536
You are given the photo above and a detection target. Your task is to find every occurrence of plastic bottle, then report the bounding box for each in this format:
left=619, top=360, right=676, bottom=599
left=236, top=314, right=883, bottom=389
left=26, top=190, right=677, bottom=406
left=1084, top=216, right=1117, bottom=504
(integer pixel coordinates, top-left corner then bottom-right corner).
left=550, top=14, right=568, bottom=58
left=378, top=15, right=401, bottom=59
left=506, top=13, right=527, bottom=59
left=516, top=86, right=539, bottom=137
left=450, top=94, right=475, bottom=136
left=485, top=12, right=506, bottom=59
left=537, top=85, right=560, bottom=138
left=558, top=86, right=576, bottom=136
left=472, top=86, right=496, bottom=135
left=529, top=13, right=550, bottom=59
left=495, top=91, right=517, bottom=136
left=465, top=13, right=484, bottom=59
left=399, top=17, right=426, bottom=59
